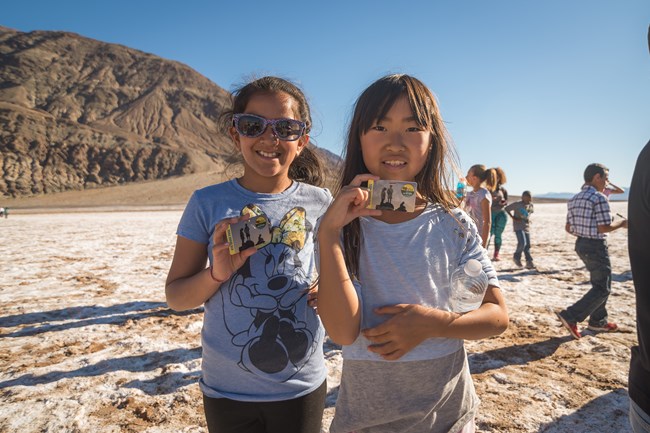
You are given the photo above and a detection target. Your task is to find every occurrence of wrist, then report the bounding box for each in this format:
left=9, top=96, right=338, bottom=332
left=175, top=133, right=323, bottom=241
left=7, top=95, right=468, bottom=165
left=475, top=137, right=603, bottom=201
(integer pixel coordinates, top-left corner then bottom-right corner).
left=317, top=227, right=341, bottom=243
left=208, top=265, right=227, bottom=284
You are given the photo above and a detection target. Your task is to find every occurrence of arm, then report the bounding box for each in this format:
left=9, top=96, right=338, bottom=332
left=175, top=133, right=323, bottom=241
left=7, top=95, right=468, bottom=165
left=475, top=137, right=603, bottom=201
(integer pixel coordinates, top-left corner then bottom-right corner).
left=317, top=174, right=382, bottom=345
left=480, top=197, right=491, bottom=247
left=165, top=216, right=257, bottom=311
left=597, top=219, right=628, bottom=233
left=165, top=236, right=219, bottom=311
left=594, top=197, right=628, bottom=234
left=362, top=285, right=508, bottom=360
left=606, top=182, right=625, bottom=195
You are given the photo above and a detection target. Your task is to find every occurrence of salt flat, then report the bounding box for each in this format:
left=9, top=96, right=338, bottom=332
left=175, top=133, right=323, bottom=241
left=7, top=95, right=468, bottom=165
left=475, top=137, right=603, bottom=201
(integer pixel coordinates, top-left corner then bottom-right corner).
left=0, top=202, right=635, bottom=432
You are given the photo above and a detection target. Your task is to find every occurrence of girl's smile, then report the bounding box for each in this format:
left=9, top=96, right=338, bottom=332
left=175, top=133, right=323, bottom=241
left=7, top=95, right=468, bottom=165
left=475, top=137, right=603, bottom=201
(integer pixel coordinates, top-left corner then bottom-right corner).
left=230, top=92, right=308, bottom=193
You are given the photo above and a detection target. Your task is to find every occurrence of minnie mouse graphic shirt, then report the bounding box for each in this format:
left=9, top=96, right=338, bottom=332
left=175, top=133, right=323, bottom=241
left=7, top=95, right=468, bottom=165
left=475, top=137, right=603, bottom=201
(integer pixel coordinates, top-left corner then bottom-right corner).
left=177, top=179, right=332, bottom=401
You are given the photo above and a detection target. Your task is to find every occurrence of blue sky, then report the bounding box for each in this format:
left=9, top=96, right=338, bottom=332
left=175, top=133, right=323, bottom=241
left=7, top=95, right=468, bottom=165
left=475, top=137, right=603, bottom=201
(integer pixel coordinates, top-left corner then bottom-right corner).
left=3, top=1, right=649, bottom=196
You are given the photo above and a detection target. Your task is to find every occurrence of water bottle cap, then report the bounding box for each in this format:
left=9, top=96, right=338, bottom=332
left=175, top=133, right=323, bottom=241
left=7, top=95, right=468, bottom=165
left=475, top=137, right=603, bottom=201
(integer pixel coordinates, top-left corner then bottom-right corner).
left=464, top=259, right=483, bottom=277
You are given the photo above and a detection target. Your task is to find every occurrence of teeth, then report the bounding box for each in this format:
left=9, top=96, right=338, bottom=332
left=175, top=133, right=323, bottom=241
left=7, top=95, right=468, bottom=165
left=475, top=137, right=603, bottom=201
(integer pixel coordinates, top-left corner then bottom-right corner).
left=384, top=160, right=406, bottom=166
left=258, top=151, right=280, bottom=158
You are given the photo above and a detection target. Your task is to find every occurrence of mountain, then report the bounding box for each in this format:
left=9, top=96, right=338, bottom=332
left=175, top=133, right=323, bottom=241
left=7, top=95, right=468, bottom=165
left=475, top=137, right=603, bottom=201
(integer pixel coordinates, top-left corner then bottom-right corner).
left=0, top=26, right=340, bottom=199
left=537, top=187, right=629, bottom=201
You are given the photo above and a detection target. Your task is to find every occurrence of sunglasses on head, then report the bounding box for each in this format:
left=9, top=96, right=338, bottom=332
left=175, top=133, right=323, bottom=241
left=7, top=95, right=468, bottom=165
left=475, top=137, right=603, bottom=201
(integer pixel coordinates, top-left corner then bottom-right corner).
left=232, top=113, right=306, bottom=141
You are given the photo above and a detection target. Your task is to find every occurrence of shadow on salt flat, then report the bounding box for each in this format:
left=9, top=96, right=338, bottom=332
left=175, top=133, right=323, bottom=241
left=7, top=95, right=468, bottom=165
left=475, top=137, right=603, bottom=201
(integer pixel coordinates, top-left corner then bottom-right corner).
left=0, top=302, right=202, bottom=338
left=534, top=388, right=631, bottom=433
left=0, top=347, right=202, bottom=392
left=469, top=336, right=571, bottom=375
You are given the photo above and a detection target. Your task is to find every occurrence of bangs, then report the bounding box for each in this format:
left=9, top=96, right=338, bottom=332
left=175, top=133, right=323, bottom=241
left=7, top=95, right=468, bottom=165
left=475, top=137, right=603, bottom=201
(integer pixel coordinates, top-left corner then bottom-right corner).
left=354, top=76, right=434, bottom=136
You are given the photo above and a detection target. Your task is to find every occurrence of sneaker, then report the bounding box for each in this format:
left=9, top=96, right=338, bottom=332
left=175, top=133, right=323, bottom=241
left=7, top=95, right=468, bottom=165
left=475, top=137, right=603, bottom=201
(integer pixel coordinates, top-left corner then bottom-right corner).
left=556, top=311, right=581, bottom=339
left=587, top=322, right=619, bottom=332
left=513, top=257, right=523, bottom=267
left=525, top=261, right=535, bottom=269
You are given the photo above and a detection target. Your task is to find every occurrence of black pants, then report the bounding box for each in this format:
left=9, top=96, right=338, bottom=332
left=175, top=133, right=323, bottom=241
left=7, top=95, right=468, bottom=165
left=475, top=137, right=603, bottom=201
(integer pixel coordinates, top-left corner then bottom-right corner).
left=203, top=379, right=327, bottom=433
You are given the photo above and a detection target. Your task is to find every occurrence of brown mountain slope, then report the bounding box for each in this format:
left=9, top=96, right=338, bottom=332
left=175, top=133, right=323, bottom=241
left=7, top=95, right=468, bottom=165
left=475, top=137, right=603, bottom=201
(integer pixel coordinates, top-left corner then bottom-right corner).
left=0, top=26, right=236, bottom=198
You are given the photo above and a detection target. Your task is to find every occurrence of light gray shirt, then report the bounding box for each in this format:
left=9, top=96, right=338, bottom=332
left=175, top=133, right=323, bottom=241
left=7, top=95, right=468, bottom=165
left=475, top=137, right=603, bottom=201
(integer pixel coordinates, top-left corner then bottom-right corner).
left=343, top=204, right=499, bottom=362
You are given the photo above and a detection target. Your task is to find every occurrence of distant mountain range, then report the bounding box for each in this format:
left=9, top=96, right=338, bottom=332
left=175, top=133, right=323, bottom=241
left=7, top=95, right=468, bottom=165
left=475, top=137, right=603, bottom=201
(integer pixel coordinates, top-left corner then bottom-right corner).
left=537, top=187, right=629, bottom=201
left=0, top=26, right=340, bottom=198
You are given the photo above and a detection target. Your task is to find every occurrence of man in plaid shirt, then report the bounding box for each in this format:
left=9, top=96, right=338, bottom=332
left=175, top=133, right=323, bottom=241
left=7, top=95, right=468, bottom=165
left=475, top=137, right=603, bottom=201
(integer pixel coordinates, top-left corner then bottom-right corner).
left=556, top=163, right=628, bottom=339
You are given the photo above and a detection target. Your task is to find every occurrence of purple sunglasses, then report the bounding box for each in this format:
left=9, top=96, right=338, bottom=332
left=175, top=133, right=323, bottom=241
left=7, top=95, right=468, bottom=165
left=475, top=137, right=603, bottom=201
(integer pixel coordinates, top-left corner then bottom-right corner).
left=233, top=113, right=306, bottom=141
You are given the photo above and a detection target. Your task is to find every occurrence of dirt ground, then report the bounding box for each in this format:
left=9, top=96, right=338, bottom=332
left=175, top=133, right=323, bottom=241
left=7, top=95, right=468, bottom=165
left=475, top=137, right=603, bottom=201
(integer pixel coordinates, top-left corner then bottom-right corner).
left=0, top=201, right=636, bottom=432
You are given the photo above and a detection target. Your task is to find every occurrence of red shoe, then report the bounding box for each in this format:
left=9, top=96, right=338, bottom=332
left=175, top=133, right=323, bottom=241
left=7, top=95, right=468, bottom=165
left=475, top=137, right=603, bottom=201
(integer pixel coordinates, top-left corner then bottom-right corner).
left=587, top=322, right=619, bottom=332
left=556, top=311, right=581, bottom=339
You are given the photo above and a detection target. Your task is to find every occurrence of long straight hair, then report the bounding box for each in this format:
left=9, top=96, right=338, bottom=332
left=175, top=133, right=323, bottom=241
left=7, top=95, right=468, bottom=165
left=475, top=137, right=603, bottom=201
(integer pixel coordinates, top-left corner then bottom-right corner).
left=340, top=74, right=459, bottom=276
left=220, top=76, right=324, bottom=186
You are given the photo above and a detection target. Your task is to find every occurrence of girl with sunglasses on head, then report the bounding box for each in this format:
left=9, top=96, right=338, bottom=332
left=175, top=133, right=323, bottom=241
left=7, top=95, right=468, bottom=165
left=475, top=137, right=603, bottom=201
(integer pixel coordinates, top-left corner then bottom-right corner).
left=317, top=74, right=508, bottom=433
left=165, top=76, right=331, bottom=433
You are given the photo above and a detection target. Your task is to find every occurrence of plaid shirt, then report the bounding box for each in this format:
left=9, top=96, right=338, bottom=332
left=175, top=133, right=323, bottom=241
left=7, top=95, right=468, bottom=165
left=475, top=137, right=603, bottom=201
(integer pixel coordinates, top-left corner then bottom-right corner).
left=566, top=185, right=612, bottom=239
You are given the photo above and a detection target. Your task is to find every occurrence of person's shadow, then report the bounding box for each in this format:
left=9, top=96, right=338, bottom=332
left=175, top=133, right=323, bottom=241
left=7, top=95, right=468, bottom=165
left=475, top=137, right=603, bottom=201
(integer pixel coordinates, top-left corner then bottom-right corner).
left=468, top=336, right=569, bottom=374
left=534, top=389, right=631, bottom=432
left=0, top=301, right=203, bottom=395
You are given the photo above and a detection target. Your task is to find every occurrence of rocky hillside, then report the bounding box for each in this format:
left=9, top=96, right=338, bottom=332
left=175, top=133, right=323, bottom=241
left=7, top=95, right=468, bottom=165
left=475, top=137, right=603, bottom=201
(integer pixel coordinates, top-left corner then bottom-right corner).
left=0, top=27, right=341, bottom=199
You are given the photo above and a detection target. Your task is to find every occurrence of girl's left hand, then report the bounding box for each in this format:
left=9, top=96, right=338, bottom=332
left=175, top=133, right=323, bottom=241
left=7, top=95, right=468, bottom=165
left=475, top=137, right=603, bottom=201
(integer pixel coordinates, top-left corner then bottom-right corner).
left=306, top=283, right=318, bottom=311
left=362, top=304, right=455, bottom=360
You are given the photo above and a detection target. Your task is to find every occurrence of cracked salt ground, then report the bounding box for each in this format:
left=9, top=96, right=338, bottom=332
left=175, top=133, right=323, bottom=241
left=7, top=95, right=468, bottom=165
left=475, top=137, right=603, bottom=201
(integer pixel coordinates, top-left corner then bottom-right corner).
left=0, top=202, right=636, bottom=432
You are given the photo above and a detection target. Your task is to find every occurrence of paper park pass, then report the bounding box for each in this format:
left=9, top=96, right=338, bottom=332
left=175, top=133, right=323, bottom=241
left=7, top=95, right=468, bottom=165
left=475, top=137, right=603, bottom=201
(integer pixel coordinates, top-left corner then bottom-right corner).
left=366, top=180, right=417, bottom=212
left=226, top=215, right=272, bottom=255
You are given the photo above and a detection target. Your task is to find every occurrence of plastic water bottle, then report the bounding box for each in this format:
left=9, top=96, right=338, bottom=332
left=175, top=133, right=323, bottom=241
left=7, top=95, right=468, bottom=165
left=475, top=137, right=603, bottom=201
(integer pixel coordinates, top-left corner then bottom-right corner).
left=449, top=259, right=489, bottom=313
left=455, top=178, right=466, bottom=199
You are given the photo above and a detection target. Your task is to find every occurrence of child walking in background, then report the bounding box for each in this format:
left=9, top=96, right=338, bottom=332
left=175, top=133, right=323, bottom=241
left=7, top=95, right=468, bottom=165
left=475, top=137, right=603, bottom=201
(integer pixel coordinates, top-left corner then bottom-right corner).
left=165, top=77, right=331, bottom=433
left=317, top=74, right=509, bottom=433
left=464, top=165, right=499, bottom=248
left=603, top=179, right=625, bottom=200
left=505, top=191, right=535, bottom=269
left=489, top=167, right=508, bottom=261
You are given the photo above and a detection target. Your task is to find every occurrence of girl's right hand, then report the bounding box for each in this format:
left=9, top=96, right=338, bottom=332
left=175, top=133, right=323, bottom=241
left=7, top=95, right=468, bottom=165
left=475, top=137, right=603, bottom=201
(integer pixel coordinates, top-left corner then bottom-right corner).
left=210, top=216, right=258, bottom=283
left=319, top=174, right=382, bottom=234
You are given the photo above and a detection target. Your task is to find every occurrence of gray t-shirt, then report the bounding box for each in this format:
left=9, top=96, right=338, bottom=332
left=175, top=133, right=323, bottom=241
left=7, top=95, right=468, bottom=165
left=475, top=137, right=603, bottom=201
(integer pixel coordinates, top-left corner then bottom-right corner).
left=505, top=201, right=534, bottom=232
left=177, top=179, right=332, bottom=401
left=330, top=205, right=496, bottom=432
left=344, top=204, right=499, bottom=362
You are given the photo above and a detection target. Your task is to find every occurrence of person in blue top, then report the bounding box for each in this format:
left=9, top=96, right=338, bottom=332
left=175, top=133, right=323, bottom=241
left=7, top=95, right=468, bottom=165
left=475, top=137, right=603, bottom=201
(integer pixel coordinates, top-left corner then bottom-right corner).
left=556, top=163, right=627, bottom=340
left=165, top=76, right=332, bottom=433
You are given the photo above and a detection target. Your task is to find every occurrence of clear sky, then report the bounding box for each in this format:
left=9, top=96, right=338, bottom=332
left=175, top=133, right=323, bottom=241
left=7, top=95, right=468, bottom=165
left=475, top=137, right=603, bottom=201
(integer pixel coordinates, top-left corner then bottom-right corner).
left=3, top=1, right=649, bottom=196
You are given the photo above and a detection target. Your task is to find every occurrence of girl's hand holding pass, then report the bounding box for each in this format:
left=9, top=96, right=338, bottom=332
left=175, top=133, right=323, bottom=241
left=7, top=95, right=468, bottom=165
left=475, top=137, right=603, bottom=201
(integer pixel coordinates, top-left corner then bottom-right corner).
left=211, top=215, right=258, bottom=283
left=362, top=304, right=456, bottom=361
left=319, top=174, right=382, bottom=233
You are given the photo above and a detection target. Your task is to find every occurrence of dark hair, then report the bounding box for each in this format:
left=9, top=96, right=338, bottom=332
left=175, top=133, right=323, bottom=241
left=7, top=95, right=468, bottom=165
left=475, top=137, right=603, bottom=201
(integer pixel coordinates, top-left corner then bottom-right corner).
left=522, top=190, right=532, bottom=198
left=469, top=164, right=499, bottom=192
left=583, top=163, right=607, bottom=183
left=340, top=74, right=459, bottom=277
left=221, top=76, right=324, bottom=186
